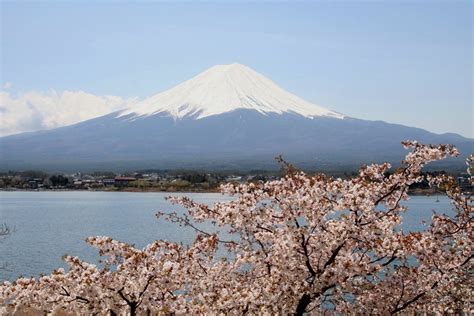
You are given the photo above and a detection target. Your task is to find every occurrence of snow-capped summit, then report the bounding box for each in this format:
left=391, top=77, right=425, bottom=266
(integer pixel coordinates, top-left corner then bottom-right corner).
left=119, top=63, right=344, bottom=120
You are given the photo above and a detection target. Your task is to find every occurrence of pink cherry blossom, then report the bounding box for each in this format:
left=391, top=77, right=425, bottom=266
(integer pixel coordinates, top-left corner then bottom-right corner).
left=1, top=141, right=472, bottom=315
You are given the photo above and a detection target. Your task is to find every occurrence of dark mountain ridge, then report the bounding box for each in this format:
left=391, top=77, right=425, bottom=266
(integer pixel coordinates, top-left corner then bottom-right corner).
left=1, top=109, right=471, bottom=172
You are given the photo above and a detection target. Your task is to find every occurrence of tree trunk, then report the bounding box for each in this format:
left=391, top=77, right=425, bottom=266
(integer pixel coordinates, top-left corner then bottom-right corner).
left=129, top=302, right=137, bottom=316
left=295, top=293, right=311, bottom=316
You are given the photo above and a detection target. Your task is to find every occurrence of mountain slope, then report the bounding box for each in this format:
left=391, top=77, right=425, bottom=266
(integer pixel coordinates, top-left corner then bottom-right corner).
left=1, top=110, right=471, bottom=172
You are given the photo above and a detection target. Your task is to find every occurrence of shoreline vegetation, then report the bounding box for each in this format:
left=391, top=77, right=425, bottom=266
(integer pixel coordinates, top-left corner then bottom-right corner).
left=0, top=169, right=474, bottom=195
left=0, top=169, right=472, bottom=195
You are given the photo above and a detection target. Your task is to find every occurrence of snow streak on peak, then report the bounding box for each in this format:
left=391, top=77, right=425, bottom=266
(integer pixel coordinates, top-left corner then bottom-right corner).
left=119, top=63, right=344, bottom=120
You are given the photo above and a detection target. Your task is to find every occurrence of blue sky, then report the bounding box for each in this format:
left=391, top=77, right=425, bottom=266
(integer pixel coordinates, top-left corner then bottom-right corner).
left=1, top=1, right=472, bottom=137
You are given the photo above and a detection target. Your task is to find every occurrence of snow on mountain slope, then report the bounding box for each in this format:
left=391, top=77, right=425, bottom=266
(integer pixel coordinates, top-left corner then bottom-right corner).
left=119, top=63, right=344, bottom=120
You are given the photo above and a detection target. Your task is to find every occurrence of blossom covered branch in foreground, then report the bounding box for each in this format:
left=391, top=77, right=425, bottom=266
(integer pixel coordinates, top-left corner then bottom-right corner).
left=1, top=141, right=472, bottom=314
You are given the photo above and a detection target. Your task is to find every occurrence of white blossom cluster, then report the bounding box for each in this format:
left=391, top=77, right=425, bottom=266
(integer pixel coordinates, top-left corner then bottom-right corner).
left=1, top=141, right=472, bottom=315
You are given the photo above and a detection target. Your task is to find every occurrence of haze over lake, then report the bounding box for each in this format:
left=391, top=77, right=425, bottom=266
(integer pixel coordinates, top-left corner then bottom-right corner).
left=0, top=191, right=454, bottom=282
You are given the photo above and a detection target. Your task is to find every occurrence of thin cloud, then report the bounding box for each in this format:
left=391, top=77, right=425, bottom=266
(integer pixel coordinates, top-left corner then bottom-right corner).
left=0, top=89, right=139, bottom=136
left=2, top=82, right=13, bottom=90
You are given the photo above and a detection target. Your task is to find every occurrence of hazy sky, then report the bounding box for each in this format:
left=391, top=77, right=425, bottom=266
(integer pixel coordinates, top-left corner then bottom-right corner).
left=1, top=1, right=472, bottom=137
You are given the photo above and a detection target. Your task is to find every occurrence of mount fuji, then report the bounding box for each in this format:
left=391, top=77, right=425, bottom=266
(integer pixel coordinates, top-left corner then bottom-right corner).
left=0, top=63, right=472, bottom=171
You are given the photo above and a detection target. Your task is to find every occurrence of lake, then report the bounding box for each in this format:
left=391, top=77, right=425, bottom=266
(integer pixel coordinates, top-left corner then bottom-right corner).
left=0, top=191, right=454, bottom=282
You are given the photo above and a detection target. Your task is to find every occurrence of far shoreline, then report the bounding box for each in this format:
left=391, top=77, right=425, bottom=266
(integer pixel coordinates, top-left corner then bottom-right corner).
left=0, top=187, right=457, bottom=196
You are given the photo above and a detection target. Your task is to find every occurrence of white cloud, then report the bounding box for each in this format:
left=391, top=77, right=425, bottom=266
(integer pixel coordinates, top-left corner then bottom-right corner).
left=0, top=89, right=139, bottom=136
left=2, top=82, right=13, bottom=90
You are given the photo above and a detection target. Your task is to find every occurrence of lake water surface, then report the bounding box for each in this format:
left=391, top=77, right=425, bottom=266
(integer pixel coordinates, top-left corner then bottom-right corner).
left=0, top=191, right=454, bottom=281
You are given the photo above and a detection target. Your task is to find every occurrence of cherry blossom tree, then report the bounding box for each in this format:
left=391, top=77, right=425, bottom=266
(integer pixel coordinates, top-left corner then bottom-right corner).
left=0, top=224, right=14, bottom=271
left=1, top=141, right=472, bottom=315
